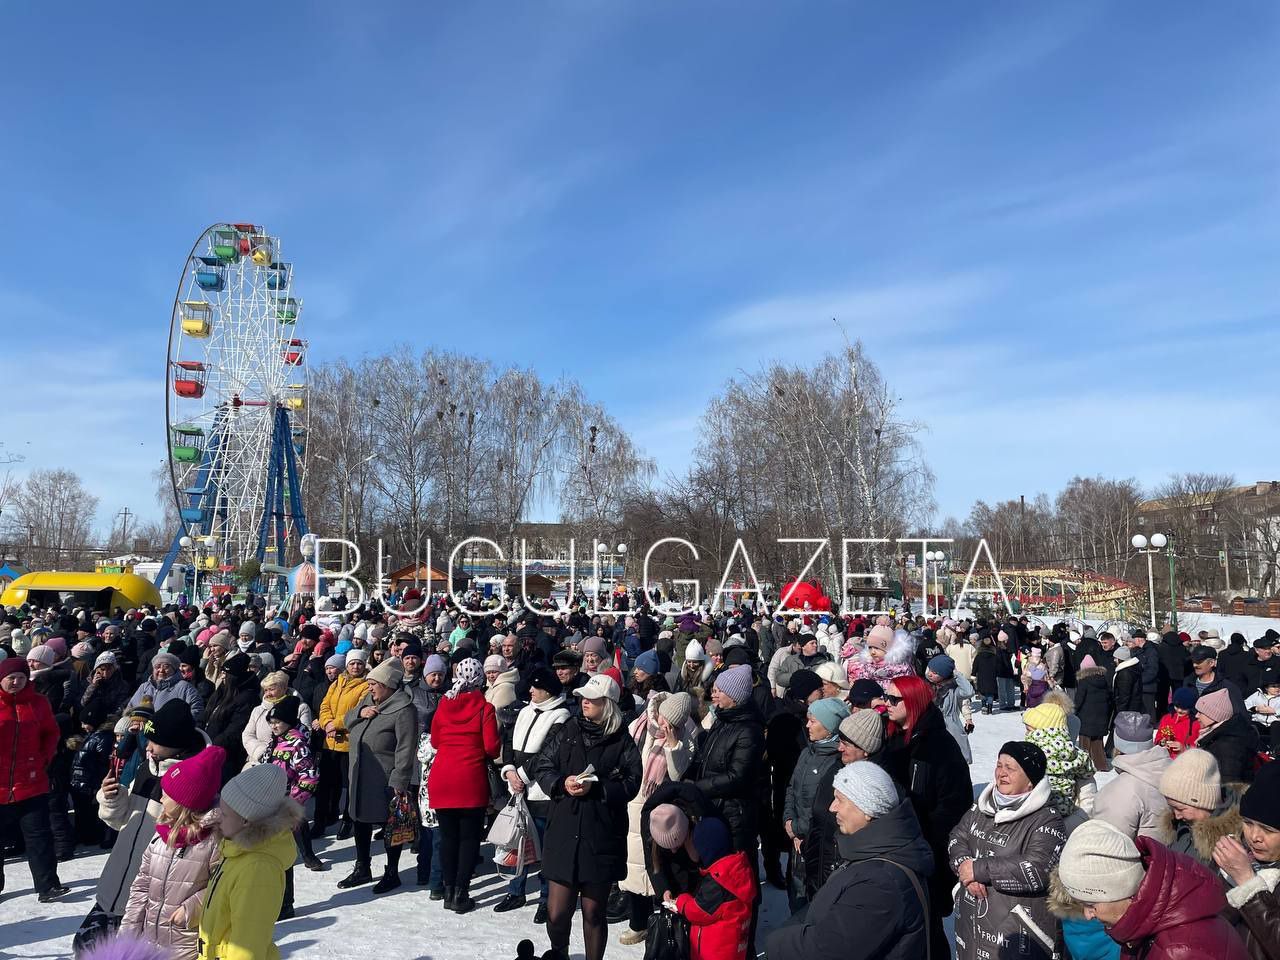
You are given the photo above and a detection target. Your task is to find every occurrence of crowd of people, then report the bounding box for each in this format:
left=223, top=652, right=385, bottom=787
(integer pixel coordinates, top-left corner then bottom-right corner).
left=1, top=593, right=1278, bottom=960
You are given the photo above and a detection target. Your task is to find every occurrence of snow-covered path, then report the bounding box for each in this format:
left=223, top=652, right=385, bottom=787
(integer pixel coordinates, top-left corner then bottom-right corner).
left=2, top=710, right=1040, bottom=959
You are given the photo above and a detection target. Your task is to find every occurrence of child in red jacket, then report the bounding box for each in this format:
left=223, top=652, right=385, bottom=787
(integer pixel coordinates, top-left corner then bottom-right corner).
left=1156, top=687, right=1200, bottom=757
left=672, top=817, right=757, bottom=960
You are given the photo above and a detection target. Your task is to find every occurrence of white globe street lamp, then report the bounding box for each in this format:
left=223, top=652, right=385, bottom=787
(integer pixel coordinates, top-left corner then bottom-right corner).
left=1132, top=533, right=1169, bottom=628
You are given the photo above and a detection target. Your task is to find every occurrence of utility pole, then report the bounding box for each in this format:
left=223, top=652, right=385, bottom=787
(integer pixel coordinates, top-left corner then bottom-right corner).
left=116, top=506, right=133, bottom=549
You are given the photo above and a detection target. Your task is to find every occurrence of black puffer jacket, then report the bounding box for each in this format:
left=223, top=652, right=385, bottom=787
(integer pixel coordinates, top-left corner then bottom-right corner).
left=80, top=670, right=131, bottom=719
left=1198, top=713, right=1260, bottom=783
left=1112, top=657, right=1144, bottom=713
left=70, top=726, right=115, bottom=794
left=1072, top=666, right=1114, bottom=738
left=32, top=663, right=72, bottom=715
left=1217, top=638, right=1252, bottom=691
left=1157, top=632, right=1192, bottom=701
left=688, top=701, right=766, bottom=852
left=949, top=779, right=1066, bottom=960
left=533, top=714, right=642, bottom=886
left=203, top=667, right=261, bottom=783
left=882, top=704, right=973, bottom=916
left=294, top=657, right=327, bottom=706
left=768, top=798, right=934, bottom=960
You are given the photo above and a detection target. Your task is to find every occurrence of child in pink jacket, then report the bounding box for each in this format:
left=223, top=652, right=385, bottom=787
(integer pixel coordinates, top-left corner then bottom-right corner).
left=122, top=746, right=225, bottom=960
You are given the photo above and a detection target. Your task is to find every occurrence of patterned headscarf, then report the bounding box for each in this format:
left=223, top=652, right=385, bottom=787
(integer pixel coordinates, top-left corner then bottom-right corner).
left=446, top=657, right=484, bottom=699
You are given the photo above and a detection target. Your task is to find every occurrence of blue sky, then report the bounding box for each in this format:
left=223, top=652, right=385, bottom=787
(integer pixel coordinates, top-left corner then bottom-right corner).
left=1, top=3, right=1277, bottom=532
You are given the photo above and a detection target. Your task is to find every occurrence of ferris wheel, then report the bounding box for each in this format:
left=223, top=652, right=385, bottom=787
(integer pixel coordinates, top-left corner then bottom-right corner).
left=155, top=223, right=311, bottom=593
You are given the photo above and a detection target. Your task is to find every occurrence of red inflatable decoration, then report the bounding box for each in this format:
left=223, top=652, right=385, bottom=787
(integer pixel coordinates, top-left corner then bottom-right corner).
left=777, top=579, right=832, bottom=612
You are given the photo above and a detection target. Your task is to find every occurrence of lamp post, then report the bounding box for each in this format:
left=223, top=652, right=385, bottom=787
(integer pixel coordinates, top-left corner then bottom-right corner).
left=1131, top=533, right=1167, bottom=629
left=181, top=535, right=218, bottom=603
left=924, top=550, right=946, bottom=617
left=180, top=535, right=193, bottom=600
left=594, top=542, right=628, bottom=597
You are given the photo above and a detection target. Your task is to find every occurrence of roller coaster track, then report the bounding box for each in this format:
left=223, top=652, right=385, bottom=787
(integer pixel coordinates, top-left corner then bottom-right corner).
left=957, top=565, right=1144, bottom=620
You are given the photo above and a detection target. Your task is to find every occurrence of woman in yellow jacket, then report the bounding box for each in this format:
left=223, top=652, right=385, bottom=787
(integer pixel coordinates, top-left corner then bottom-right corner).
left=316, top=649, right=369, bottom=839
left=197, top=763, right=302, bottom=960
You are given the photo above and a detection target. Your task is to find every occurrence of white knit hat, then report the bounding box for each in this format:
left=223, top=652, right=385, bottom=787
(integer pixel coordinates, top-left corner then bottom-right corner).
left=221, top=763, right=288, bottom=822
left=832, top=760, right=897, bottom=818
left=1057, top=819, right=1145, bottom=903
left=815, top=661, right=850, bottom=690
left=26, top=644, right=56, bottom=667
left=685, top=639, right=706, bottom=662
left=1159, top=748, right=1221, bottom=810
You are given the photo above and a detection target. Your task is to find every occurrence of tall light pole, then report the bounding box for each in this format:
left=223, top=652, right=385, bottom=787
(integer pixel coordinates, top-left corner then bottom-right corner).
left=1132, top=533, right=1167, bottom=629
left=180, top=535, right=194, bottom=601
left=180, top=535, right=218, bottom=604
left=594, top=541, right=628, bottom=596
left=925, top=550, right=946, bottom=618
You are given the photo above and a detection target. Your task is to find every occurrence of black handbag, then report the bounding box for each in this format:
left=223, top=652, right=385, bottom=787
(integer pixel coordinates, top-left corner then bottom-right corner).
left=486, top=762, right=509, bottom=807
left=72, top=902, right=119, bottom=958
left=644, top=907, right=690, bottom=960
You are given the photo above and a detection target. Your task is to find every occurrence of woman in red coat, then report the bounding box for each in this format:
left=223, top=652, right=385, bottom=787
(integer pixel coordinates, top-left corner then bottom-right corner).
left=1054, top=818, right=1250, bottom=960
left=426, top=657, right=500, bottom=913
left=0, top=658, right=68, bottom=900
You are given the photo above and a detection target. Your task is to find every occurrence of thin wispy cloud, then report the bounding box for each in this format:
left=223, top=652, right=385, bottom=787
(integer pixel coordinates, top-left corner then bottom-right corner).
left=711, top=274, right=996, bottom=341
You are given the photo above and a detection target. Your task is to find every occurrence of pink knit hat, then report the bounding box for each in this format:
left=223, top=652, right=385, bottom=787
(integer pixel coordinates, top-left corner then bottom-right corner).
left=161, top=746, right=226, bottom=811
left=1080, top=655, right=1097, bottom=670
left=649, top=803, right=689, bottom=850
left=1195, top=689, right=1233, bottom=727
left=866, top=624, right=894, bottom=652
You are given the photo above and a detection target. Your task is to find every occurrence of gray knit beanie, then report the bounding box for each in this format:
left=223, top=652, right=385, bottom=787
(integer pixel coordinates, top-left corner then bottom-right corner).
left=221, top=763, right=288, bottom=822
left=832, top=760, right=897, bottom=818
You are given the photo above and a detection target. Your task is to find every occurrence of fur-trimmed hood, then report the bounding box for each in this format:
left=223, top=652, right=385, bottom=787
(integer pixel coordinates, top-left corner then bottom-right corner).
left=219, top=796, right=303, bottom=855
left=1159, top=785, right=1245, bottom=862
left=1043, top=689, right=1076, bottom=716
left=1075, top=666, right=1107, bottom=682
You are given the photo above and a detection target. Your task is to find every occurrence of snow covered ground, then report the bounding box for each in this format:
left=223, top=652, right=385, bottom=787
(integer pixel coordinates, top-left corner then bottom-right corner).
left=1, top=709, right=1064, bottom=959
left=1062, top=610, right=1280, bottom=640
left=1154, top=610, right=1280, bottom=640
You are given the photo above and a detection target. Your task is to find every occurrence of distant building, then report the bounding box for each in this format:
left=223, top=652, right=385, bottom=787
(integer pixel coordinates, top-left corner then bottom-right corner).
left=1136, top=481, right=1280, bottom=595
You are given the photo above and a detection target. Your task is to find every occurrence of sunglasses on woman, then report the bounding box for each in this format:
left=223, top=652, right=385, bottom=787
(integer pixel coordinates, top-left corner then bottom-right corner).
left=882, top=692, right=903, bottom=705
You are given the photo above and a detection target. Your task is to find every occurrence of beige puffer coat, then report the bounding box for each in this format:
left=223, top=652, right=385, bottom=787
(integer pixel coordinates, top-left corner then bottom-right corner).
left=1091, top=746, right=1172, bottom=841
left=122, top=829, right=221, bottom=960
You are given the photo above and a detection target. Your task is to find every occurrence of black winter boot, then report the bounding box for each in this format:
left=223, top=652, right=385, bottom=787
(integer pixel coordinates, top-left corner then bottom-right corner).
left=337, top=862, right=374, bottom=888
left=372, top=867, right=402, bottom=894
